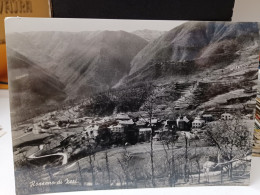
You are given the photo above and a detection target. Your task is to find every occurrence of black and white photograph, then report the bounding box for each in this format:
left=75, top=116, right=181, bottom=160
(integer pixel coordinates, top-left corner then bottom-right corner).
left=5, top=18, right=260, bottom=195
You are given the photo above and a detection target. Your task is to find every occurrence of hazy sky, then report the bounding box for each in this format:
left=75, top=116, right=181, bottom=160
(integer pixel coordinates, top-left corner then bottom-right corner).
left=5, top=17, right=186, bottom=33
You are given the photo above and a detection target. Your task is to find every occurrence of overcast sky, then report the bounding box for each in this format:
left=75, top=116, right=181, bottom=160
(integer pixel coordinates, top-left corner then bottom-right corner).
left=5, top=17, right=186, bottom=33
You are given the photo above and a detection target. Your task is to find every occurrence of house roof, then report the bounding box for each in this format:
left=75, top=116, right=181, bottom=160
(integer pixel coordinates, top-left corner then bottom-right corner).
left=118, top=119, right=134, bottom=125
left=136, top=121, right=146, bottom=126
left=221, top=113, right=232, bottom=116
left=202, top=114, right=213, bottom=117
left=139, top=128, right=152, bottom=132
left=192, top=119, right=204, bottom=124
left=176, top=116, right=189, bottom=126
left=183, top=116, right=189, bottom=123
left=108, top=124, right=123, bottom=129
left=115, top=113, right=130, bottom=120
left=139, top=118, right=158, bottom=124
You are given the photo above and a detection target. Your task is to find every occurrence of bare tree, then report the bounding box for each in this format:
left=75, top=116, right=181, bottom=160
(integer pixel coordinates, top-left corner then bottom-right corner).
left=142, top=83, right=159, bottom=187
left=205, top=117, right=252, bottom=180
left=161, top=125, right=178, bottom=187
left=86, top=140, right=96, bottom=187
left=194, top=142, right=201, bottom=183
left=117, top=147, right=133, bottom=188
left=188, top=140, right=203, bottom=184
left=183, top=134, right=190, bottom=183
left=89, top=153, right=96, bottom=187
left=105, top=151, right=111, bottom=187
left=77, top=161, right=84, bottom=187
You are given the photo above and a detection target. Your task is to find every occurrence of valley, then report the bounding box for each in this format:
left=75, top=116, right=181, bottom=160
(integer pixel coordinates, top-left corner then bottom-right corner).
left=6, top=21, right=259, bottom=194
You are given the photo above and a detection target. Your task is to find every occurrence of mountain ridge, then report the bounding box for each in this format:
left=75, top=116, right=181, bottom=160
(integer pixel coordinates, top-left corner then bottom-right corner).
left=7, top=30, right=149, bottom=97
left=124, top=22, right=259, bottom=84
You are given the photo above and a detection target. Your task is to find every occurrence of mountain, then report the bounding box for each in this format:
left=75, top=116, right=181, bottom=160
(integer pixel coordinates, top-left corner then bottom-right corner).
left=59, top=31, right=148, bottom=97
left=125, top=22, right=259, bottom=84
left=7, top=48, right=67, bottom=123
left=6, top=31, right=100, bottom=70
left=7, top=31, right=148, bottom=97
left=6, top=22, right=259, bottom=121
left=132, top=29, right=165, bottom=42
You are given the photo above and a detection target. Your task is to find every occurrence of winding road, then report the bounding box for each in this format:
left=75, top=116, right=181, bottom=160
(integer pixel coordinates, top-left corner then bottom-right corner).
left=28, top=144, right=68, bottom=165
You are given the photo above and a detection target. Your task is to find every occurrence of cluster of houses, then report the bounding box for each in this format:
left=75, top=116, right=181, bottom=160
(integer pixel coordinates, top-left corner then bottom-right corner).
left=28, top=109, right=238, bottom=146
left=79, top=112, right=237, bottom=144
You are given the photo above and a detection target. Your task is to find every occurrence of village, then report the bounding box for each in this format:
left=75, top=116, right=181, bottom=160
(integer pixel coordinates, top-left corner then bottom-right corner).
left=19, top=103, right=253, bottom=167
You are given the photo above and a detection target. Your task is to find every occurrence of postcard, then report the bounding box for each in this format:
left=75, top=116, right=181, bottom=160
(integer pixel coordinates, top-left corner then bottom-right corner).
left=5, top=18, right=260, bottom=195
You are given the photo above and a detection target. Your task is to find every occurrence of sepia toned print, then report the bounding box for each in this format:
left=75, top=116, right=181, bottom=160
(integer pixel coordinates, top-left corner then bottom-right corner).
left=5, top=18, right=259, bottom=195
